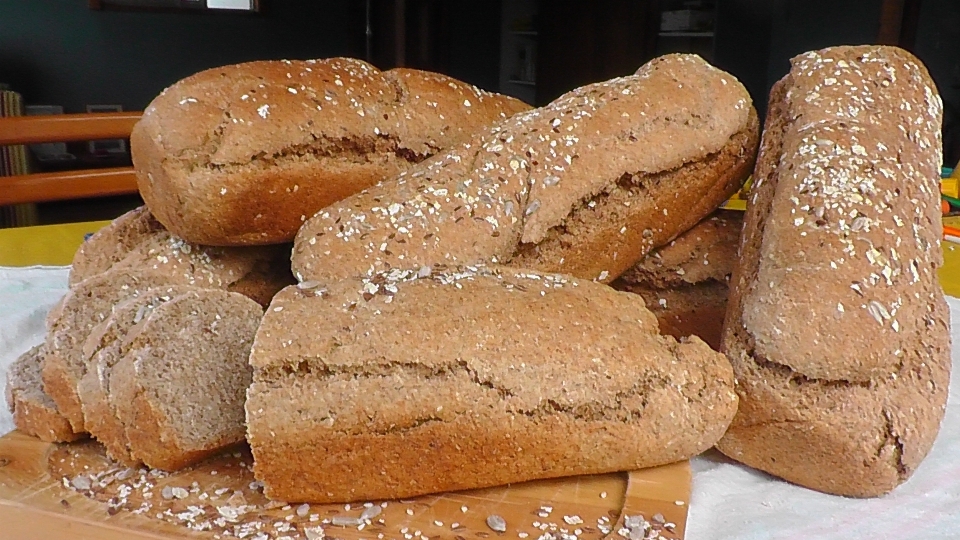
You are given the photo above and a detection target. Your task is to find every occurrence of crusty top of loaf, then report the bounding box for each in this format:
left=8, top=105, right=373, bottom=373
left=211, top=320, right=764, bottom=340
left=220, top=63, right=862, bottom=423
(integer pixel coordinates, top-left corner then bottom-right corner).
left=619, top=210, right=742, bottom=288
left=133, top=58, right=529, bottom=170
left=292, top=54, right=753, bottom=283
left=251, top=265, right=735, bottom=421
left=69, top=206, right=164, bottom=286
left=741, top=45, right=944, bottom=381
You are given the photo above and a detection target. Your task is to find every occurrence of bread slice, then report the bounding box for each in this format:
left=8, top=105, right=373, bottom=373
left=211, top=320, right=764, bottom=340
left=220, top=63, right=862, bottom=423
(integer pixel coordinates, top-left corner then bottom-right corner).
left=613, top=210, right=742, bottom=349
left=247, top=265, right=738, bottom=503
left=110, top=289, right=263, bottom=470
left=5, top=345, right=84, bottom=443
left=42, top=271, right=199, bottom=433
left=292, top=54, right=758, bottom=286
left=716, top=46, right=950, bottom=497
left=78, top=285, right=200, bottom=464
left=68, top=206, right=165, bottom=286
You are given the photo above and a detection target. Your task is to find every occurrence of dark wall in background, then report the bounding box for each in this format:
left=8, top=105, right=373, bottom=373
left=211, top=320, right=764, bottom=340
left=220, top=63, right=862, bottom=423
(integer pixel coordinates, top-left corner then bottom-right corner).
left=0, top=1, right=364, bottom=112
left=915, top=0, right=960, bottom=165
left=0, top=0, right=503, bottom=114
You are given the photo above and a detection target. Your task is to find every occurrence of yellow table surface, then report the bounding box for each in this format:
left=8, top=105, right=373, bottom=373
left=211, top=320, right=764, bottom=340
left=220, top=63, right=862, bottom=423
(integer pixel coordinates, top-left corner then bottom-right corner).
left=0, top=218, right=958, bottom=297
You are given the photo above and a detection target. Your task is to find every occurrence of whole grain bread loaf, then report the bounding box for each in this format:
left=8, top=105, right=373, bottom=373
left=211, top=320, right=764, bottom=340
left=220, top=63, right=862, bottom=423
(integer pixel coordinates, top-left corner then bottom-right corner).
left=247, top=265, right=738, bottom=503
left=716, top=45, right=950, bottom=497
left=131, top=58, right=530, bottom=246
left=292, top=54, right=758, bottom=285
left=614, top=210, right=742, bottom=349
left=68, top=206, right=165, bottom=286
left=110, top=289, right=263, bottom=470
left=5, top=345, right=84, bottom=443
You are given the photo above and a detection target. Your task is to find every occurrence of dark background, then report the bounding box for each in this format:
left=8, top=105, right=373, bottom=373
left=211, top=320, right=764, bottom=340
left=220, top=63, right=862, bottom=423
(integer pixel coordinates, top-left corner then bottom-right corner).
left=1, top=0, right=958, bottom=222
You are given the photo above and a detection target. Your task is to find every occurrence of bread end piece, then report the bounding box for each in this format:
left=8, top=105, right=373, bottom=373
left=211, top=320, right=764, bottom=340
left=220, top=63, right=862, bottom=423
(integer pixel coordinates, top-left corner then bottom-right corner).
left=7, top=346, right=84, bottom=443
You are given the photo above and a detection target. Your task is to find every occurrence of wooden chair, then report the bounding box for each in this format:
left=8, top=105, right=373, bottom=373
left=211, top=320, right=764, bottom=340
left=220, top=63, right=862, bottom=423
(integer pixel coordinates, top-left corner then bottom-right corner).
left=0, top=111, right=141, bottom=206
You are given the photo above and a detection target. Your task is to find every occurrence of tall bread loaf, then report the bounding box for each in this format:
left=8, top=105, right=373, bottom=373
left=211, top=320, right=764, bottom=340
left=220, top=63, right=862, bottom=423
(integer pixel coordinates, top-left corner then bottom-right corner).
left=131, top=58, right=530, bottom=246
left=716, top=46, right=950, bottom=497
left=246, top=265, right=739, bottom=503
left=292, top=54, right=758, bottom=285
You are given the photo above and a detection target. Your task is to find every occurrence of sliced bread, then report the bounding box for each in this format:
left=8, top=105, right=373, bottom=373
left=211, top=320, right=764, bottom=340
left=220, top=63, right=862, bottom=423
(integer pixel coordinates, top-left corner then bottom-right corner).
left=5, top=345, right=84, bottom=443
left=68, top=206, right=165, bottom=286
left=110, top=289, right=263, bottom=470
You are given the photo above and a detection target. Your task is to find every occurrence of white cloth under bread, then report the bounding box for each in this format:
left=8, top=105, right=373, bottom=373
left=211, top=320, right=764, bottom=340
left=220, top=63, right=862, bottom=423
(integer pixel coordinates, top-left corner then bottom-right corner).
left=1, top=265, right=957, bottom=539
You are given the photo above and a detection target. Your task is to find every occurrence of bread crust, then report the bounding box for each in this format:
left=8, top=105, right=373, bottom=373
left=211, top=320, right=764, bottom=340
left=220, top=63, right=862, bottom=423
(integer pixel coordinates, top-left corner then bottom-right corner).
left=6, top=346, right=84, bottom=443
left=716, top=45, right=950, bottom=497
left=247, top=266, right=738, bottom=503
left=292, top=54, right=758, bottom=285
left=131, top=58, right=530, bottom=246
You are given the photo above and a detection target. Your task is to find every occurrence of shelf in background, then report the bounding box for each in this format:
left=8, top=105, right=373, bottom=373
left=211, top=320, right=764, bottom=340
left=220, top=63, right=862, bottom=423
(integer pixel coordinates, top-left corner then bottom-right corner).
left=658, top=31, right=715, bottom=37
left=507, top=79, right=537, bottom=86
left=511, top=30, right=538, bottom=36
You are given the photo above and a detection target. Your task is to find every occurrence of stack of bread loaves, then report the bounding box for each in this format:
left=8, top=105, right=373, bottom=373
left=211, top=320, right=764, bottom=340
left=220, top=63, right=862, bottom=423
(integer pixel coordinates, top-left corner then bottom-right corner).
left=7, top=59, right=529, bottom=470
left=15, top=45, right=945, bottom=506
left=249, top=53, right=759, bottom=501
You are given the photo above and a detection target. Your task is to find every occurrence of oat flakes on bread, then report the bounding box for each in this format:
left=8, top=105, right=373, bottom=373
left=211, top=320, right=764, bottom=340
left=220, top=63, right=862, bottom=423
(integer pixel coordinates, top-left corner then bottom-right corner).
left=613, top=210, right=742, bottom=349
left=292, top=54, right=758, bottom=285
left=246, top=265, right=738, bottom=503
left=131, top=58, right=530, bottom=246
left=68, top=206, right=165, bottom=286
left=716, top=45, right=950, bottom=497
left=5, top=345, right=84, bottom=443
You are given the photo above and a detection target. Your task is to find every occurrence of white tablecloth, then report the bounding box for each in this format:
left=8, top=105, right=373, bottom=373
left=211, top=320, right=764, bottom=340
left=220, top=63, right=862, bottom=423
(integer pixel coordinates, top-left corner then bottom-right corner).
left=2, top=266, right=958, bottom=539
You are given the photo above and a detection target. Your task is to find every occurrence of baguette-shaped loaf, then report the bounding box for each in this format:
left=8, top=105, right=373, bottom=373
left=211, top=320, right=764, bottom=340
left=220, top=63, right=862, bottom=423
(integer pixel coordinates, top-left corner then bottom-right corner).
left=247, top=265, right=738, bottom=503
left=716, top=46, right=950, bottom=497
left=292, top=54, right=758, bottom=285
left=132, top=58, right=530, bottom=246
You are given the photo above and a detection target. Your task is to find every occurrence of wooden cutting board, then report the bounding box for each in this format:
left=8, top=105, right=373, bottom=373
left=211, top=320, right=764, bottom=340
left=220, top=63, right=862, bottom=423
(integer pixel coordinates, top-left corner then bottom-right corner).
left=0, top=431, right=691, bottom=540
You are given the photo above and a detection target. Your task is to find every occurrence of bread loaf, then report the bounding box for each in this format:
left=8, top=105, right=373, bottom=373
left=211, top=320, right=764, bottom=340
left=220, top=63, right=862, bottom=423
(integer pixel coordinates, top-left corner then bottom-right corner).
left=716, top=46, right=950, bottom=497
left=110, top=289, right=262, bottom=470
left=131, top=58, right=530, bottom=246
left=292, top=54, right=758, bottom=285
left=69, top=206, right=164, bottom=286
left=5, top=345, right=84, bottom=443
left=614, top=210, right=742, bottom=349
left=247, top=265, right=738, bottom=503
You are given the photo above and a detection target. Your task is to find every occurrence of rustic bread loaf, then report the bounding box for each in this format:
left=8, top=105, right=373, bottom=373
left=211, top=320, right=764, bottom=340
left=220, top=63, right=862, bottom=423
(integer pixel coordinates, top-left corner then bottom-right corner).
left=716, top=46, right=950, bottom=497
left=111, top=231, right=294, bottom=306
left=613, top=210, right=742, bottom=349
left=110, top=289, right=262, bottom=470
left=68, top=206, right=164, bottom=286
left=78, top=285, right=200, bottom=464
left=5, top=345, right=83, bottom=443
left=292, top=54, right=758, bottom=285
left=247, top=265, right=738, bottom=503
left=131, top=58, right=530, bottom=246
